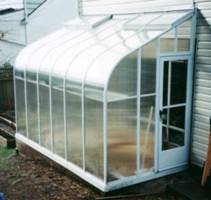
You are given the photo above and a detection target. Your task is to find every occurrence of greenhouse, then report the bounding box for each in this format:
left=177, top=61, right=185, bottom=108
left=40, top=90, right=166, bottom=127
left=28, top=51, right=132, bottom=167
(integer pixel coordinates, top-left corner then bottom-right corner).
left=14, top=9, right=196, bottom=191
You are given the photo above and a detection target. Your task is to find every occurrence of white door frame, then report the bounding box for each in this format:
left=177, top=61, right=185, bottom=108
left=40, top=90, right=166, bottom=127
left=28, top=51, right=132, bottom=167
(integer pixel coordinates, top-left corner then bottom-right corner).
left=157, top=54, right=193, bottom=171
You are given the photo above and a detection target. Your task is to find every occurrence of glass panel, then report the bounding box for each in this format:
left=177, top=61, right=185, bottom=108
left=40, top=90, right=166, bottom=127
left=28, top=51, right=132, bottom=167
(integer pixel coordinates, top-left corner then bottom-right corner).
left=177, top=19, right=192, bottom=52
left=26, top=71, right=37, bottom=81
left=162, top=127, right=184, bottom=150
left=39, top=84, right=51, bottom=150
left=52, top=87, right=65, bottom=157
left=170, top=60, right=187, bottom=105
left=85, top=86, right=103, bottom=179
left=161, top=59, right=188, bottom=151
left=163, top=61, right=169, bottom=106
left=26, top=81, right=39, bottom=142
left=39, top=73, right=49, bottom=85
left=124, top=13, right=160, bottom=29
left=162, top=107, right=186, bottom=130
left=15, top=69, right=24, bottom=78
left=170, top=106, right=185, bottom=129
left=108, top=99, right=136, bottom=181
left=15, top=79, right=26, bottom=135
left=108, top=51, right=137, bottom=100
left=160, top=29, right=176, bottom=53
left=151, top=12, right=188, bottom=27
left=66, top=81, right=83, bottom=167
left=141, top=40, right=156, bottom=94
left=140, top=96, right=155, bottom=172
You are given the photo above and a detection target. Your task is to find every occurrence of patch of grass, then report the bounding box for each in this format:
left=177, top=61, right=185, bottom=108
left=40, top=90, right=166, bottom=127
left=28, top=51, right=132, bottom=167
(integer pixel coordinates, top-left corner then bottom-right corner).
left=0, top=145, right=16, bottom=172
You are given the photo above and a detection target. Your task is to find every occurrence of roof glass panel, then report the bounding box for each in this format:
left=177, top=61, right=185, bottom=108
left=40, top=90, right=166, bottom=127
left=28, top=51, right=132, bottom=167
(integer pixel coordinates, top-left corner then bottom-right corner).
left=64, top=15, right=112, bottom=30
left=15, top=10, right=194, bottom=89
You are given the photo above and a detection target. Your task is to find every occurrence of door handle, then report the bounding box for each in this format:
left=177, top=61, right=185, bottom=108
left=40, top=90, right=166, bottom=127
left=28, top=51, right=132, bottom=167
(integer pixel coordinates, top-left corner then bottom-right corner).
left=159, top=110, right=163, bottom=121
left=159, top=110, right=167, bottom=122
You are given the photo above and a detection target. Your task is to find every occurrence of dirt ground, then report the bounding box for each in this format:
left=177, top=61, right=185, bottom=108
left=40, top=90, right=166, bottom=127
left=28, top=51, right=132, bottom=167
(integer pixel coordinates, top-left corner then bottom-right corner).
left=0, top=145, right=188, bottom=200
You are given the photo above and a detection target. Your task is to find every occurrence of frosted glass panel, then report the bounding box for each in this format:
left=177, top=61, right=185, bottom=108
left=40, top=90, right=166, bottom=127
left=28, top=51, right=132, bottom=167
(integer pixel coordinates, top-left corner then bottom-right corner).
left=66, top=81, right=83, bottom=167
left=108, top=51, right=137, bottom=100
left=85, top=86, right=103, bottom=179
left=52, top=87, right=65, bottom=157
left=16, top=78, right=26, bottom=136
left=177, top=19, right=191, bottom=52
left=108, top=99, right=136, bottom=181
left=160, top=29, right=175, bottom=53
left=39, top=85, right=51, bottom=150
left=140, top=96, right=155, bottom=172
left=26, top=81, right=39, bottom=142
left=141, top=41, right=156, bottom=94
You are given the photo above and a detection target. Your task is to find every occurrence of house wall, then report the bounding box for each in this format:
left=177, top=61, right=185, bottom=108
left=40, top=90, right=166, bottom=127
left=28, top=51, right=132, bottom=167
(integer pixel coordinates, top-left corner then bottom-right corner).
left=27, top=0, right=78, bottom=43
left=0, top=0, right=78, bottom=65
left=79, top=0, right=193, bottom=15
left=0, top=40, right=24, bottom=66
left=0, top=10, right=25, bottom=65
left=191, top=0, right=211, bottom=167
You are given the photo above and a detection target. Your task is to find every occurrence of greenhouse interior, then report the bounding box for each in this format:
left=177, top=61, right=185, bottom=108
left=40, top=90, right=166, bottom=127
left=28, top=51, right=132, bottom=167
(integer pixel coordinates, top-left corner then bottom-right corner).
left=15, top=9, right=196, bottom=191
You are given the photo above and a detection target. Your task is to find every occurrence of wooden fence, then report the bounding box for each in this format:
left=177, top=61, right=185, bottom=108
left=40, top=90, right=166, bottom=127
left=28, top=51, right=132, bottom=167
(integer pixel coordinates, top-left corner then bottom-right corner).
left=0, top=68, right=14, bottom=114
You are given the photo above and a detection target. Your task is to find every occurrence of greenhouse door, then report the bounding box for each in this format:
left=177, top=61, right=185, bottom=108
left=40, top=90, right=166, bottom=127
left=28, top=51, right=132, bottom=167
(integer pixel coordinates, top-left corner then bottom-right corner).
left=158, top=56, right=192, bottom=171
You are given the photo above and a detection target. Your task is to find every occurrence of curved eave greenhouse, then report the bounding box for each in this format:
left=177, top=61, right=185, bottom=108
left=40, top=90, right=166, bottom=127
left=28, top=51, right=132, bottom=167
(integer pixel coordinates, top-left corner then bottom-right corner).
left=14, top=9, right=196, bottom=191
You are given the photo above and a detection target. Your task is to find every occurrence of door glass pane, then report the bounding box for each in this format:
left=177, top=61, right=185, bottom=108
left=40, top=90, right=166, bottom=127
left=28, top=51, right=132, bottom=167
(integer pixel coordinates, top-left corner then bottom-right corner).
left=162, top=61, right=169, bottom=106
left=170, top=60, right=187, bottom=105
left=170, top=106, right=185, bottom=129
left=162, top=127, right=185, bottom=150
left=108, top=99, right=136, bottom=181
left=162, top=107, right=185, bottom=130
left=161, top=59, right=188, bottom=151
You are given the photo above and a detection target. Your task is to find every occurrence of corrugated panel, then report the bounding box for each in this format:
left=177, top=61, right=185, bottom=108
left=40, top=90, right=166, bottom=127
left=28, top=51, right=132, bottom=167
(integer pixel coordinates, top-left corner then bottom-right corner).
left=192, top=0, right=211, bottom=167
left=80, top=0, right=193, bottom=15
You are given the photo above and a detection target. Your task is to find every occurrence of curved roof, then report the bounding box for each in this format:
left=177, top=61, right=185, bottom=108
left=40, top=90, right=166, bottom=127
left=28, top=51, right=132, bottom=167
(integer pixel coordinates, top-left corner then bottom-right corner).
left=15, top=10, right=194, bottom=88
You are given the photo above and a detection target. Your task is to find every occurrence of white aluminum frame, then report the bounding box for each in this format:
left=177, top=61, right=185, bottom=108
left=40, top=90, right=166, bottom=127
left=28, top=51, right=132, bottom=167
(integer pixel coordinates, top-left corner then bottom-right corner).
left=158, top=55, right=192, bottom=171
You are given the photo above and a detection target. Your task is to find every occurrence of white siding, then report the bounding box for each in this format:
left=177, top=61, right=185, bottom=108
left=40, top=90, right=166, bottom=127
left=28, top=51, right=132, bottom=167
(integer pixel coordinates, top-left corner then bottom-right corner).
left=80, top=0, right=193, bottom=15
left=192, top=0, right=211, bottom=167
left=27, top=0, right=78, bottom=43
left=0, top=0, right=23, bottom=10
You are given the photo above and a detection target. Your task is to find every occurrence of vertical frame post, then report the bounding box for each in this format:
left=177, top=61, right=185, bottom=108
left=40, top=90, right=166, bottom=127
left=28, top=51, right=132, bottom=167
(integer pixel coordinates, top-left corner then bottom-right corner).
left=155, top=38, right=161, bottom=173
left=13, top=68, right=18, bottom=133
left=82, top=83, right=85, bottom=171
left=103, top=86, right=108, bottom=183
left=136, top=49, right=141, bottom=174
left=63, top=78, right=68, bottom=160
left=37, top=67, right=41, bottom=145
left=49, top=71, right=53, bottom=152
